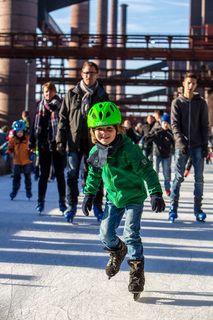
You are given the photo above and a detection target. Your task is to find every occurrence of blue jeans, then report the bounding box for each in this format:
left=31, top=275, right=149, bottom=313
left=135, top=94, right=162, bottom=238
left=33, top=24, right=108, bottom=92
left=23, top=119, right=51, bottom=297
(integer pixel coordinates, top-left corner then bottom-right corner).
left=100, top=202, right=144, bottom=260
left=170, top=148, right=204, bottom=213
left=153, top=155, right=172, bottom=190
left=67, top=151, right=103, bottom=206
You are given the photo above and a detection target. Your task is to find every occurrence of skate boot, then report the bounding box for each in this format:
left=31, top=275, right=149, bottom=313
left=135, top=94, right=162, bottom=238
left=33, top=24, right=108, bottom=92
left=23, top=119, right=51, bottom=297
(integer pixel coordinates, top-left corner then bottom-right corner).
left=169, top=210, right=178, bottom=223
left=36, top=200, right=44, bottom=214
left=59, top=200, right=67, bottom=214
left=93, top=204, right=104, bottom=222
left=64, top=204, right=77, bottom=223
left=26, top=191, right=32, bottom=200
left=10, top=191, right=17, bottom=200
left=195, top=211, right=207, bottom=222
left=105, top=240, right=127, bottom=279
left=128, top=259, right=145, bottom=301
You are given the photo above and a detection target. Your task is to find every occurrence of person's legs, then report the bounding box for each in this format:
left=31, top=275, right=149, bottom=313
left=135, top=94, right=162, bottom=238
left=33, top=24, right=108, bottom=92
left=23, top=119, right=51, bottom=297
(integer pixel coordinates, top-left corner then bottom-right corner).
left=169, top=149, right=188, bottom=221
left=123, top=203, right=145, bottom=295
left=38, top=149, right=51, bottom=201
left=100, top=202, right=127, bottom=278
left=23, top=164, right=32, bottom=198
left=65, top=151, right=82, bottom=221
left=162, top=157, right=172, bottom=193
left=10, top=165, right=21, bottom=199
left=191, top=147, right=206, bottom=221
left=36, top=149, right=51, bottom=212
left=52, top=151, right=66, bottom=211
left=153, top=155, right=160, bottom=174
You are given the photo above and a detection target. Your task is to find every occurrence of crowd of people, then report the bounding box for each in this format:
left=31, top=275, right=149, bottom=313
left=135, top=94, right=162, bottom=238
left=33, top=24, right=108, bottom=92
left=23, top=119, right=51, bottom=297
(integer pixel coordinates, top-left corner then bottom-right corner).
left=0, top=63, right=212, bottom=299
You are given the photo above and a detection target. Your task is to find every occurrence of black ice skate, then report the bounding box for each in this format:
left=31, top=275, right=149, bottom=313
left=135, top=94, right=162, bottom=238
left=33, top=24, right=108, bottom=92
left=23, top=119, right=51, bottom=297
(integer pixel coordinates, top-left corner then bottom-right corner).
left=36, top=201, right=44, bottom=214
left=128, top=259, right=145, bottom=301
left=10, top=191, right=17, bottom=200
left=105, top=240, right=127, bottom=279
left=26, top=191, right=32, bottom=200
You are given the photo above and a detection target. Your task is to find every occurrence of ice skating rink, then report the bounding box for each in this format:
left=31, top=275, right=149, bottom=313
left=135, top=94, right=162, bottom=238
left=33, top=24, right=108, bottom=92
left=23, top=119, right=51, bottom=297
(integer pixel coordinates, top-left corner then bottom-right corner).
left=0, top=164, right=213, bottom=320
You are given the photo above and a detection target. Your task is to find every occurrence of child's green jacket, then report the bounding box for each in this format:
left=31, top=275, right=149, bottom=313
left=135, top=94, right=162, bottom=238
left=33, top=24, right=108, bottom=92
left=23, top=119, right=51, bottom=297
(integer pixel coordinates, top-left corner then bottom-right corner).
left=84, top=134, right=162, bottom=208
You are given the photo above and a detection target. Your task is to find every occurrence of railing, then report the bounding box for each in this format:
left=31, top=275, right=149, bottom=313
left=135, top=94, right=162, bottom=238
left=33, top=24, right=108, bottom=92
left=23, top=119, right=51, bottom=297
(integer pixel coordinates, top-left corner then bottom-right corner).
left=1, top=32, right=213, bottom=49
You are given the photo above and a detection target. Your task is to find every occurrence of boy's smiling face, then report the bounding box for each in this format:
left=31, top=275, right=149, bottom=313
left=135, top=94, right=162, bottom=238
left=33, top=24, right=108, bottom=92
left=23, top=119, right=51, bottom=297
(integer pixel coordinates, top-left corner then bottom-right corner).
left=94, top=126, right=117, bottom=145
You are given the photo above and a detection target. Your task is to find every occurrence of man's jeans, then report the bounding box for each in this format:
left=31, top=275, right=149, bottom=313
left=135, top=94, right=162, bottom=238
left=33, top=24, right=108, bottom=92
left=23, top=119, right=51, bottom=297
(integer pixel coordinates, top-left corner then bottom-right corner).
left=100, top=202, right=144, bottom=260
left=67, top=151, right=103, bottom=206
left=170, top=148, right=204, bottom=213
left=153, top=155, right=172, bottom=191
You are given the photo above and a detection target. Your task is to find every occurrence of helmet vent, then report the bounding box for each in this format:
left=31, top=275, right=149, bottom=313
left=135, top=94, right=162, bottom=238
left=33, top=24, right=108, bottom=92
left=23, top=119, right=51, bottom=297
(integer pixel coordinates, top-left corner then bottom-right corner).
left=99, top=111, right=103, bottom=120
left=110, top=105, right=115, bottom=112
left=106, top=111, right=111, bottom=118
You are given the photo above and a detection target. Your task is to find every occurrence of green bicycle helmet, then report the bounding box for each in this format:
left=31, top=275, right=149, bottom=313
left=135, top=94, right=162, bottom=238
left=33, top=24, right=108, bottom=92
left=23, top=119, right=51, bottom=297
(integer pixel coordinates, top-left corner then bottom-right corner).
left=87, top=101, right=122, bottom=128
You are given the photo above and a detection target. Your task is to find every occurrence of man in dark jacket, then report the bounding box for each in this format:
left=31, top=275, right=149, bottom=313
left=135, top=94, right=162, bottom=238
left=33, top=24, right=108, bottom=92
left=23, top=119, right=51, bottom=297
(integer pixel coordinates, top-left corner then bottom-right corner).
left=169, top=72, right=209, bottom=223
left=30, top=82, right=66, bottom=214
left=56, top=61, right=108, bottom=223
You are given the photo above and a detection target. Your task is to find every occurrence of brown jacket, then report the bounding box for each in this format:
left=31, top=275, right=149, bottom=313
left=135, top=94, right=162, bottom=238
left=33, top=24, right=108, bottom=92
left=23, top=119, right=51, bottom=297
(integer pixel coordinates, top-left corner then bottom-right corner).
left=8, top=134, right=32, bottom=165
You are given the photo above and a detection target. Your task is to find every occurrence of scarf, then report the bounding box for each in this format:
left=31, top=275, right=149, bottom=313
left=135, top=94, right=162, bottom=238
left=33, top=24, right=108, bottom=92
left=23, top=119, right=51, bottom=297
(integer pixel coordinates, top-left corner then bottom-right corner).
left=34, top=98, right=59, bottom=143
left=80, top=80, right=98, bottom=116
left=87, top=134, right=123, bottom=170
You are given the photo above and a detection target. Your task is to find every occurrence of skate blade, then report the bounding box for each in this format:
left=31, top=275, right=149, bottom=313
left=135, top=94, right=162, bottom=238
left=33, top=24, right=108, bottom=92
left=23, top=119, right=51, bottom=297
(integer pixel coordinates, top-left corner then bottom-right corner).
left=133, top=292, right=141, bottom=301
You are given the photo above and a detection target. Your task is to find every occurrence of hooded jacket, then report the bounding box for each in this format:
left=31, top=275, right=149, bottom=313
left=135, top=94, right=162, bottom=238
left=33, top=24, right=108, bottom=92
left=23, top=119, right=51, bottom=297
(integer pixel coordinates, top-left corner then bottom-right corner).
left=84, top=134, right=162, bottom=208
left=171, top=93, right=209, bottom=150
left=56, top=81, right=108, bottom=153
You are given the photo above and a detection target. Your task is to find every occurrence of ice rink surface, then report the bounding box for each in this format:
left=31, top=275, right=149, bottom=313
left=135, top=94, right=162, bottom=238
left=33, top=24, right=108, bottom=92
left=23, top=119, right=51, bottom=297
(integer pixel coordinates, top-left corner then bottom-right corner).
left=0, top=164, right=213, bottom=320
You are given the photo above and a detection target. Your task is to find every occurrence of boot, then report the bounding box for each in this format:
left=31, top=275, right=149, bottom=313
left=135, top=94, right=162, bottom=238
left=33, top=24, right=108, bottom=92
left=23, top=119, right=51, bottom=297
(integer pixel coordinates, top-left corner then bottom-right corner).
left=128, top=259, right=145, bottom=294
left=10, top=191, right=17, bottom=200
left=64, top=203, right=77, bottom=223
left=36, top=200, right=45, bottom=214
left=26, top=191, right=32, bottom=199
left=105, top=240, right=127, bottom=279
left=59, top=200, right=67, bottom=213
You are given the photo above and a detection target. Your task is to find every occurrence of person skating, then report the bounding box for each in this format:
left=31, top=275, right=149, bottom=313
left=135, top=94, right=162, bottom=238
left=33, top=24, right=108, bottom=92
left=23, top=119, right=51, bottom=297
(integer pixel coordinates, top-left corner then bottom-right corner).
left=144, top=113, right=174, bottom=197
left=29, top=82, right=66, bottom=214
left=56, top=61, right=109, bottom=223
left=81, top=101, right=165, bottom=300
left=7, top=120, right=32, bottom=200
left=169, top=72, right=209, bottom=223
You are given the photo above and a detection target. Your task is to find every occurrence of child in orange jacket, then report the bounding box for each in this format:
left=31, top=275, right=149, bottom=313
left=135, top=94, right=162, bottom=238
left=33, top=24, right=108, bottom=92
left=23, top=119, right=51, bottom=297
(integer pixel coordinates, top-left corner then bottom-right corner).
left=7, top=120, right=32, bottom=200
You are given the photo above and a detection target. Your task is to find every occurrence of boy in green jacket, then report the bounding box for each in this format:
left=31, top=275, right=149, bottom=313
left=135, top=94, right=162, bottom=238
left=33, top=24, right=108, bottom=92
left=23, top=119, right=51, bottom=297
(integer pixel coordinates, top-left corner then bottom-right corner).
left=82, top=102, right=165, bottom=299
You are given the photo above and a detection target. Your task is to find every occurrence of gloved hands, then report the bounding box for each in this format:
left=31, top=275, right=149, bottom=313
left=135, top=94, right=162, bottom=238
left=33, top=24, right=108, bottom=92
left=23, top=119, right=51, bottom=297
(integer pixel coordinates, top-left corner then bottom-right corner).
left=82, top=194, right=94, bottom=216
left=28, top=142, right=35, bottom=152
left=56, top=143, right=65, bottom=155
left=150, top=193, right=165, bottom=212
left=201, top=144, right=208, bottom=158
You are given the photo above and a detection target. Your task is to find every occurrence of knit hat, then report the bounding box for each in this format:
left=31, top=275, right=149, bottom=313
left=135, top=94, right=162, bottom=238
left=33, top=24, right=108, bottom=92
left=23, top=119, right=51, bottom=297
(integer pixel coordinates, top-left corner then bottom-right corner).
left=160, top=113, right=170, bottom=124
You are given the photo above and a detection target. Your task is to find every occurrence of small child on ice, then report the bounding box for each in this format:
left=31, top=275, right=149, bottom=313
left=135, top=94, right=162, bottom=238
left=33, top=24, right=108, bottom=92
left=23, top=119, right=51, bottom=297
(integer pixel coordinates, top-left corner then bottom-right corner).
left=82, top=102, right=165, bottom=299
left=7, top=120, right=32, bottom=200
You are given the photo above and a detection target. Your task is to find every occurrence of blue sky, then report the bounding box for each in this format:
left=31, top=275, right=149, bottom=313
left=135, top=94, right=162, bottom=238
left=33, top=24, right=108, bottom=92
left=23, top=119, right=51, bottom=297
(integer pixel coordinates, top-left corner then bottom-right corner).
left=51, top=0, right=190, bottom=35
left=51, top=0, right=190, bottom=101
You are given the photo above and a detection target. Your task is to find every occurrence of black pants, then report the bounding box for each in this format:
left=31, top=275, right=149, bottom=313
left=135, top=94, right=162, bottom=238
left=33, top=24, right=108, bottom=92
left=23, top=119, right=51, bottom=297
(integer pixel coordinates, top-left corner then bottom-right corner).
left=12, top=164, right=32, bottom=194
left=38, top=148, right=66, bottom=202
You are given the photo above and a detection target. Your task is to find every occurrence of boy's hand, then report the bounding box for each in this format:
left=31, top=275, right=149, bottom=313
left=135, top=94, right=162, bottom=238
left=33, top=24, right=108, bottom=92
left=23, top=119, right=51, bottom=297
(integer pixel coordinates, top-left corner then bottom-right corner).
left=82, top=194, right=94, bottom=216
left=150, top=193, right=165, bottom=212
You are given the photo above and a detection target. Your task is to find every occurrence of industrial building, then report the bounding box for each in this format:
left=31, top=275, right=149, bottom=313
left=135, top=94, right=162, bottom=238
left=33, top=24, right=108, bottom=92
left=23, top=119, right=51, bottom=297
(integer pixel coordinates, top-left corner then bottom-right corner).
left=0, top=0, right=213, bottom=130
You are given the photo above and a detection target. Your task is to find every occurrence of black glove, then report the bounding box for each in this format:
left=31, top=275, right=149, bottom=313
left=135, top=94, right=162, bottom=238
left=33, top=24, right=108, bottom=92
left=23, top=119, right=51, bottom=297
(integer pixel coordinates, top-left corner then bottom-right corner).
left=82, top=194, right=94, bottom=216
left=150, top=193, right=165, bottom=213
left=202, top=144, right=208, bottom=158
left=28, top=142, right=35, bottom=151
left=56, top=143, right=65, bottom=155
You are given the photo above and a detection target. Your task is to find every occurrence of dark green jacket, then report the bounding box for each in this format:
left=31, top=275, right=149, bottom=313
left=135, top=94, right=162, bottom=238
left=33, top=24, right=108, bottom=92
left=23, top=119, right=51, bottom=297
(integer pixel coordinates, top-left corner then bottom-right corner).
left=84, top=134, right=162, bottom=208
